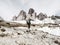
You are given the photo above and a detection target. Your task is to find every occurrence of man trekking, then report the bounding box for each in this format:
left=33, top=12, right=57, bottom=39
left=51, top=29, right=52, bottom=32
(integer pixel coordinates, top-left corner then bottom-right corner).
left=26, top=8, right=34, bottom=30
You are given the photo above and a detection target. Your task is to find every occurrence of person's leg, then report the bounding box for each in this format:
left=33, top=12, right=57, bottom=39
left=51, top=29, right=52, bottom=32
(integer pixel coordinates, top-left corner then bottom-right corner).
left=26, top=19, right=31, bottom=30
left=28, top=23, right=30, bottom=29
left=28, top=20, right=31, bottom=30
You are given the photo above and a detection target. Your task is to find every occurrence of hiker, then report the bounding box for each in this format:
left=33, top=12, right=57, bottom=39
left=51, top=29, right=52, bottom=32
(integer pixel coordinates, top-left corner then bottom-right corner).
left=26, top=8, right=34, bottom=29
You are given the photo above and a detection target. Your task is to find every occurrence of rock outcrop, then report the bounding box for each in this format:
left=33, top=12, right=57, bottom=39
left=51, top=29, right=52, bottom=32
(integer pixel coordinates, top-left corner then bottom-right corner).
left=12, top=16, right=17, bottom=21
left=0, top=16, right=4, bottom=22
left=51, top=15, right=60, bottom=24
left=12, top=8, right=37, bottom=21
left=26, top=8, right=37, bottom=20
left=17, top=10, right=26, bottom=21
left=51, top=15, right=56, bottom=20
left=12, top=10, right=26, bottom=21
left=37, top=12, right=47, bottom=20
left=12, top=8, right=60, bottom=24
left=55, top=16, right=60, bottom=19
left=28, top=8, right=34, bottom=15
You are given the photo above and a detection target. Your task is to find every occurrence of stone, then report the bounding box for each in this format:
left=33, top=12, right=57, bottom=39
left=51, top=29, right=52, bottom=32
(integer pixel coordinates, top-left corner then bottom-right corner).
left=37, top=12, right=47, bottom=20
left=28, top=8, right=34, bottom=15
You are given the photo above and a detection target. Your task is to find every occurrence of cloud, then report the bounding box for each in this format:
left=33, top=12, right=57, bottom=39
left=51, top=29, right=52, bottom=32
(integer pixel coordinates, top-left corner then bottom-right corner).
left=55, top=10, right=60, bottom=16
left=0, top=0, right=21, bottom=20
left=20, top=0, right=29, bottom=4
left=27, top=0, right=60, bottom=16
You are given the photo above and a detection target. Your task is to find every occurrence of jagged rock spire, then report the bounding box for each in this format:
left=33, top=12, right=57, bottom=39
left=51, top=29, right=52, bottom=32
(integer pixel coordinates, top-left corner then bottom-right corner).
left=0, top=16, right=4, bottom=22
left=37, top=12, right=47, bottom=20
left=28, top=8, right=34, bottom=15
left=19, top=10, right=26, bottom=16
left=16, top=10, right=26, bottom=20
left=12, top=16, right=17, bottom=21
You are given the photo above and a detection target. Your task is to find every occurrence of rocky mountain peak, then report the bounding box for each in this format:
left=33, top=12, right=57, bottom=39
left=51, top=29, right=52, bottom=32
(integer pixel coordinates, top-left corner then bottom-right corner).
left=19, top=10, right=26, bottom=15
left=28, top=8, right=35, bottom=15
left=0, top=16, right=4, bottom=22
left=37, top=12, right=47, bottom=20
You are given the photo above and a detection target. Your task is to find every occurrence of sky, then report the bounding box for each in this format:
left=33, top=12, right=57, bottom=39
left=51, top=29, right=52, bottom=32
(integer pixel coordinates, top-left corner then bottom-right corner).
left=0, top=0, right=60, bottom=21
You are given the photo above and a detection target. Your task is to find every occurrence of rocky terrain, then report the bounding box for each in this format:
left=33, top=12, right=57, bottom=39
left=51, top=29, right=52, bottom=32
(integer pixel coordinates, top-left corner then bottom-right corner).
left=0, top=8, right=60, bottom=45
left=0, top=19, right=60, bottom=45
left=0, top=26, right=60, bottom=45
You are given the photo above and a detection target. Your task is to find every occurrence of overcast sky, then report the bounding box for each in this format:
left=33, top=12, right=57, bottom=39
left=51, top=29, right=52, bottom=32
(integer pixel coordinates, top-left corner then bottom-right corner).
left=0, top=0, right=60, bottom=21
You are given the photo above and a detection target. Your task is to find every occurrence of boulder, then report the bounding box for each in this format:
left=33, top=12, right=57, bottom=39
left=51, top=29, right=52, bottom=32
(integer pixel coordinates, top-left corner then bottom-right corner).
left=37, top=12, right=47, bottom=20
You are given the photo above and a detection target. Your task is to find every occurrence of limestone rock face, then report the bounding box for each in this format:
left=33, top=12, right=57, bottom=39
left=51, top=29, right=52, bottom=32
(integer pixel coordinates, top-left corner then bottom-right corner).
left=0, top=16, right=4, bottom=22
left=55, top=16, right=60, bottom=19
left=37, top=13, right=47, bottom=20
left=12, top=9, right=49, bottom=21
left=27, top=8, right=37, bottom=20
left=51, top=15, right=60, bottom=24
left=12, top=16, right=17, bottom=21
left=51, top=15, right=60, bottom=20
left=28, top=8, right=34, bottom=15
left=17, top=10, right=26, bottom=21
left=51, top=15, right=56, bottom=20
left=32, top=12, right=37, bottom=19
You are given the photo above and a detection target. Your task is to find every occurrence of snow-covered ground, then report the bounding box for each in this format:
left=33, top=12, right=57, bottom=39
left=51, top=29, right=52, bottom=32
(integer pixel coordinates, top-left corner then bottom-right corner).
left=36, top=27, right=60, bottom=36
left=14, top=26, right=60, bottom=36
left=0, top=26, right=60, bottom=45
left=0, top=18, right=60, bottom=45
left=10, top=18, right=60, bottom=36
left=12, top=18, right=55, bottom=24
